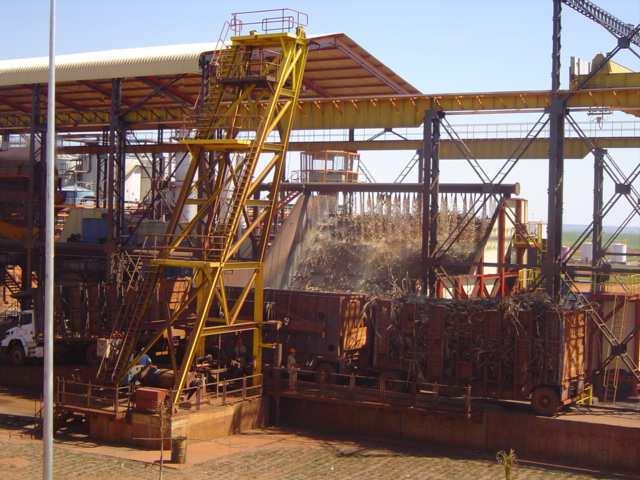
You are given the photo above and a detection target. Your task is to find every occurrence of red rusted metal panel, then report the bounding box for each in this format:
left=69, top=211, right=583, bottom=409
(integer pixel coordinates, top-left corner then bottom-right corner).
left=134, top=387, right=167, bottom=412
left=262, top=288, right=586, bottom=405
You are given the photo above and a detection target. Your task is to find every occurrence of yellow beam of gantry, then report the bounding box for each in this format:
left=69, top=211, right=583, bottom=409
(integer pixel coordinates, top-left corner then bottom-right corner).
left=291, top=88, right=640, bottom=129
left=3, top=87, right=640, bottom=132
left=288, top=137, right=640, bottom=158
left=58, top=136, right=640, bottom=159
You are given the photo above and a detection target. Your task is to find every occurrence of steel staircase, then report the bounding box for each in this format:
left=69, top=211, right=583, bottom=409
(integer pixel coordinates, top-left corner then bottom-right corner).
left=0, top=267, right=21, bottom=297
left=98, top=262, right=160, bottom=383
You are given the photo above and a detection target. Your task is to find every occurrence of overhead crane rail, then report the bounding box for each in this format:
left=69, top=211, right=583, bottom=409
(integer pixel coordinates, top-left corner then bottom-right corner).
left=53, top=118, right=640, bottom=155
left=3, top=86, right=640, bottom=132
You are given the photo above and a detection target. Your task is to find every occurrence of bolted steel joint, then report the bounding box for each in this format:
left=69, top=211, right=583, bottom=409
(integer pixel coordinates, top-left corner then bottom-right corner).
left=618, top=36, right=631, bottom=49
left=611, top=343, right=627, bottom=356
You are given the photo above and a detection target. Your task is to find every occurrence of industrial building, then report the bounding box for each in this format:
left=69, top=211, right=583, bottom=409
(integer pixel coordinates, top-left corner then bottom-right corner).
left=0, top=2, right=640, bottom=476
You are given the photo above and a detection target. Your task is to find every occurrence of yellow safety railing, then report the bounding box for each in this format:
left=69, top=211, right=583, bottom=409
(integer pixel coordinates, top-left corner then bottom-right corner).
left=517, top=268, right=542, bottom=291
left=575, top=384, right=593, bottom=406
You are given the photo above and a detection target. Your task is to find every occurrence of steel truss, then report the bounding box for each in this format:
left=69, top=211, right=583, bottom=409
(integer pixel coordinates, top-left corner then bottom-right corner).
left=98, top=15, right=309, bottom=408
left=418, top=108, right=541, bottom=299
left=417, top=0, right=640, bottom=384
left=553, top=0, right=640, bottom=382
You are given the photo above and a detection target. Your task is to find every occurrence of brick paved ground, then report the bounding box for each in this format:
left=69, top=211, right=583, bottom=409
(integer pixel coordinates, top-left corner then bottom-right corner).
left=0, top=426, right=622, bottom=480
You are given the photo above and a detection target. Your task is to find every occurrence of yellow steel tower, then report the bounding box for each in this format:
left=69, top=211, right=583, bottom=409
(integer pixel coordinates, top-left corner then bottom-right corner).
left=98, top=10, right=308, bottom=408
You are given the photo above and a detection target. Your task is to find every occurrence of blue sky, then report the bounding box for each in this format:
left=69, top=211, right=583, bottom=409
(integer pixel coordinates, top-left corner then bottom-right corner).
left=1, top=1, right=640, bottom=225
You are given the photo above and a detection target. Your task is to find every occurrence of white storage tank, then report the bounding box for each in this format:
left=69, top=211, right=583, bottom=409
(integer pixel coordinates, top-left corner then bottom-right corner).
left=527, top=221, right=547, bottom=240
left=609, top=243, right=628, bottom=264
left=579, top=242, right=593, bottom=263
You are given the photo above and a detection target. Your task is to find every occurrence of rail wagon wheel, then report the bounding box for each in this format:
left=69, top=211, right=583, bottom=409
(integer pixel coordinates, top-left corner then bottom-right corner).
left=531, top=386, right=560, bottom=416
left=378, top=371, right=404, bottom=392
left=314, top=363, right=334, bottom=384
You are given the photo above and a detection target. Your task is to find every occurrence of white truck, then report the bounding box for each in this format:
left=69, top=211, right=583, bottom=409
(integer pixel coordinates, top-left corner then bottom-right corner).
left=0, top=309, right=99, bottom=365
left=0, top=309, right=43, bottom=365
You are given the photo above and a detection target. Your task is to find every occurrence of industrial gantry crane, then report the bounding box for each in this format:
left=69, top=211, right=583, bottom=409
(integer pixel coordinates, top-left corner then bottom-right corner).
left=98, top=10, right=309, bottom=408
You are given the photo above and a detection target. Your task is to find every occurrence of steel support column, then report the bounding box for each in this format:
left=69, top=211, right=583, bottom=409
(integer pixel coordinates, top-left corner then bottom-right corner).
left=96, top=129, right=108, bottom=209
left=592, top=148, right=605, bottom=293
left=24, top=85, right=44, bottom=306
left=421, top=108, right=441, bottom=296
left=116, top=125, right=126, bottom=241
left=545, top=0, right=566, bottom=298
left=151, top=127, right=165, bottom=220
left=107, top=79, right=125, bottom=244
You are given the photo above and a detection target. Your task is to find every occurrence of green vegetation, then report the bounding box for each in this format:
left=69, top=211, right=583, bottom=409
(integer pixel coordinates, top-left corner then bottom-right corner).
left=562, top=230, right=640, bottom=250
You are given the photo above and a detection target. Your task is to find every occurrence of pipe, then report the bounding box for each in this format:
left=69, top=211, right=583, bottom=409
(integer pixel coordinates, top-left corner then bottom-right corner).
left=256, top=182, right=520, bottom=195
left=43, top=1, right=55, bottom=478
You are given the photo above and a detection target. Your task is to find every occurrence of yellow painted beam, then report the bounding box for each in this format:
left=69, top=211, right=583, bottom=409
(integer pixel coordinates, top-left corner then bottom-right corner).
left=152, top=258, right=263, bottom=270
left=289, top=136, right=640, bottom=159
left=181, top=138, right=283, bottom=152
left=574, top=72, right=640, bottom=89
left=0, top=220, right=37, bottom=241
left=232, top=31, right=303, bottom=47
left=438, top=137, right=636, bottom=160
left=292, top=89, right=640, bottom=129
left=246, top=199, right=271, bottom=207
left=202, top=322, right=259, bottom=336
left=5, top=87, right=640, bottom=133
left=57, top=136, right=640, bottom=158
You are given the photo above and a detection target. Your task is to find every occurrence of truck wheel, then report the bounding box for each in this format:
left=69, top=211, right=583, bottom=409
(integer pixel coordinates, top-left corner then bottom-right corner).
left=8, top=342, right=25, bottom=366
left=531, top=386, right=560, bottom=416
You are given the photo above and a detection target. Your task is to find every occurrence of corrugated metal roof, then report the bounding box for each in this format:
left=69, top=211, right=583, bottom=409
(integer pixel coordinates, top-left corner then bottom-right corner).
left=0, top=33, right=420, bottom=132
left=0, top=43, right=219, bottom=87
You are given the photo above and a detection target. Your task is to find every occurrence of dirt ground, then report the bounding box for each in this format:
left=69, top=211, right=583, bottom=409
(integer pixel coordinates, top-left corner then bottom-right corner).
left=0, top=426, right=632, bottom=480
left=0, top=387, right=636, bottom=480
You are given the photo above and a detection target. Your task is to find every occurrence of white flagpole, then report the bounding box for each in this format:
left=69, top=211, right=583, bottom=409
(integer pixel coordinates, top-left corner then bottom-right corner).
left=43, top=0, right=56, bottom=478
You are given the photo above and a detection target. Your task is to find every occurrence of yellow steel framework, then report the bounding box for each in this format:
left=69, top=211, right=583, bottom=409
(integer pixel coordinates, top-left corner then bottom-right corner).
left=57, top=135, right=640, bottom=159
left=3, top=86, right=640, bottom=132
left=98, top=20, right=308, bottom=408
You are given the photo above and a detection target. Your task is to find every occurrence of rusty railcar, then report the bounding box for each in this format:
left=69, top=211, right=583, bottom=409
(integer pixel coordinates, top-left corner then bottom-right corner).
left=371, top=299, right=586, bottom=415
left=266, top=288, right=586, bottom=415
left=264, top=289, right=369, bottom=375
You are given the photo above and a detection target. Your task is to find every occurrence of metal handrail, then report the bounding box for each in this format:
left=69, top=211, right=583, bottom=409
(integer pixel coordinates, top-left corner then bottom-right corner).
left=266, top=367, right=472, bottom=417
left=56, top=373, right=263, bottom=416
left=50, top=118, right=640, bottom=152
left=230, top=9, right=308, bottom=35
left=56, top=377, right=131, bottom=414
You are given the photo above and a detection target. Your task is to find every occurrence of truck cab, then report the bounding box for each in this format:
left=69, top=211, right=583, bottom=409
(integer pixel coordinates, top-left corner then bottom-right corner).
left=0, top=309, right=42, bottom=365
